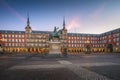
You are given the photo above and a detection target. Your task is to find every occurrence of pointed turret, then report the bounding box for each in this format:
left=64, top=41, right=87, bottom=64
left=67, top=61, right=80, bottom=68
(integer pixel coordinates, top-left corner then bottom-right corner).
left=27, top=14, right=30, bottom=26
left=25, top=13, right=32, bottom=33
left=25, top=13, right=31, bottom=29
left=63, top=16, right=65, bottom=30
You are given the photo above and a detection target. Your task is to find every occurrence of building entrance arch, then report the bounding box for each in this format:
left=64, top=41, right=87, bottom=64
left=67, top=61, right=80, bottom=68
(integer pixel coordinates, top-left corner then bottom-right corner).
left=107, top=44, right=113, bottom=52
left=85, top=44, right=91, bottom=54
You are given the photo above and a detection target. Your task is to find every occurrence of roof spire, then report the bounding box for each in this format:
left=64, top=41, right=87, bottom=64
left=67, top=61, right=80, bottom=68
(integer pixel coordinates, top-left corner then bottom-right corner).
left=63, top=16, right=65, bottom=30
left=27, top=12, right=30, bottom=26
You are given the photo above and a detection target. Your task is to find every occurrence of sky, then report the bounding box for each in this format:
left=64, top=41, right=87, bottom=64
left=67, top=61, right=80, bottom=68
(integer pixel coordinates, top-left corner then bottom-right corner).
left=0, top=0, right=120, bottom=34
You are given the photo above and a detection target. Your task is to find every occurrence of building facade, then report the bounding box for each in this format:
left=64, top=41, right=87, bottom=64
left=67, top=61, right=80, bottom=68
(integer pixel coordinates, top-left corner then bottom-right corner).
left=0, top=17, right=120, bottom=54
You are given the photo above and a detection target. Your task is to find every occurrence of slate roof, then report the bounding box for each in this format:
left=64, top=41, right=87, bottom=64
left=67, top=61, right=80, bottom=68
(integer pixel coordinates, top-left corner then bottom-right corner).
left=0, top=28, right=120, bottom=37
left=0, top=30, right=25, bottom=34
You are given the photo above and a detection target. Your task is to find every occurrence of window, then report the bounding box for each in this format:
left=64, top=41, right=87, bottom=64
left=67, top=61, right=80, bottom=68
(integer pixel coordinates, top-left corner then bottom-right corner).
left=19, top=44, right=21, bottom=46
left=9, top=43, right=11, bottom=46
left=12, top=44, right=14, bottom=47
left=39, top=44, right=41, bottom=46
left=22, top=39, right=24, bottom=42
left=79, top=44, right=81, bottom=47
left=16, top=39, right=18, bottom=42
left=75, top=44, right=76, bottom=47
left=27, top=44, right=29, bottom=46
left=19, top=39, right=21, bottom=42
left=12, top=35, right=14, bottom=38
left=22, top=35, right=24, bottom=38
left=72, top=44, right=73, bottom=47
left=69, top=40, right=70, bottom=43
left=75, top=40, right=76, bottom=43
left=5, top=43, right=8, bottom=47
left=19, top=35, right=21, bottom=38
left=72, top=41, right=73, bottom=43
left=5, top=34, right=7, bottom=38
left=35, top=39, right=37, bottom=42
left=2, top=34, right=4, bottom=38
left=72, top=37, right=73, bottom=39
left=68, top=37, right=70, bottom=39
left=15, top=35, right=18, bottom=38
left=80, top=41, right=81, bottom=43
left=116, top=43, right=119, bottom=46
left=31, top=44, right=33, bottom=46
left=8, top=34, right=11, bottom=38
left=12, top=39, right=14, bottom=42
left=117, top=38, right=119, bottom=42
left=16, top=43, right=18, bottom=47
left=22, top=43, right=24, bottom=47
left=35, top=44, right=37, bottom=46
left=109, top=39, right=111, bottom=42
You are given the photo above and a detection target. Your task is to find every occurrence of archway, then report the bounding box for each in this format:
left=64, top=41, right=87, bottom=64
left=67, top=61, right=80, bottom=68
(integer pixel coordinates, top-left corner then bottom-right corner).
left=86, top=44, right=91, bottom=54
left=107, top=44, right=113, bottom=52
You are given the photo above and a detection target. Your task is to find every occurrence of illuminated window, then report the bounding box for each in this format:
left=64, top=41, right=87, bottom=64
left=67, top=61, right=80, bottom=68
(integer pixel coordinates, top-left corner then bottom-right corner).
left=5, top=34, right=7, bottom=37
left=68, top=40, right=70, bottom=43
left=22, top=39, right=24, bottom=42
left=22, top=35, right=24, bottom=38
left=9, top=43, right=11, bottom=46
left=19, top=35, right=21, bottom=37
left=16, top=44, right=18, bottom=47
left=39, top=44, right=41, bottom=46
left=8, top=34, right=11, bottom=37
left=31, top=44, right=33, bottom=46
left=12, top=39, right=14, bottom=42
left=22, top=44, right=24, bottom=47
left=12, top=44, right=14, bottom=47
left=15, top=35, right=18, bottom=38
left=109, top=39, right=111, bottom=42
left=35, top=44, right=37, bottom=46
left=2, top=34, right=4, bottom=38
left=16, top=39, right=18, bottom=42
left=12, top=35, right=14, bottom=38
left=116, top=43, right=119, bottom=46
left=117, top=38, right=119, bottom=42
left=68, top=37, right=70, bottom=39
left=19, top=39, right=21, bottom=42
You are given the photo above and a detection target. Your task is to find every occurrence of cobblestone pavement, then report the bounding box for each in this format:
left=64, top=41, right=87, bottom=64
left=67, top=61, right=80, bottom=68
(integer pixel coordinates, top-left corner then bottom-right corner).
left=0, top=53, right=120, bottom=80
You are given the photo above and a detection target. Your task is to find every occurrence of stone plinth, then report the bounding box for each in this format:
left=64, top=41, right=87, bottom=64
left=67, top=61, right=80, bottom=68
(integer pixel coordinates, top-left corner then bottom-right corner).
left=49, top=40, right=61, bottom=54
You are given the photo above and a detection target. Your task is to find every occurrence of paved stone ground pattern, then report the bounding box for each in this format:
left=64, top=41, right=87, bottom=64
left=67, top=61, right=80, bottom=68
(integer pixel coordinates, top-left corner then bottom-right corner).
left=0, top=53, right=120, bottom=80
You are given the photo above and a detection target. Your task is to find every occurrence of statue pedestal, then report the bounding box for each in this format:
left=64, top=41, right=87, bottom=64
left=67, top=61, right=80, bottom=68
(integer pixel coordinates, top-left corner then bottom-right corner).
left=49, top=40, right=61, bottom=54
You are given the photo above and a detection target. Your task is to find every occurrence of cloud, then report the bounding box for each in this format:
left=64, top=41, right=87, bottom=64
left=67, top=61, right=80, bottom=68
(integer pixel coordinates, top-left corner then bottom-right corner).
left=91, top=4, right=105, bottom=19
left=67, top=17, right=81, bottom=32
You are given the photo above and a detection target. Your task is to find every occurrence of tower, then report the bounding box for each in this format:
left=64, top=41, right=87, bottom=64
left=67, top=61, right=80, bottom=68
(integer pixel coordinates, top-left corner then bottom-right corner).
left=61, top=17, right=68, bottom=50
left=25, top=13, right=32, bottom=33
left=63, top=16, right=66, bottom=30
left=62, top=16, right=67, bottom=36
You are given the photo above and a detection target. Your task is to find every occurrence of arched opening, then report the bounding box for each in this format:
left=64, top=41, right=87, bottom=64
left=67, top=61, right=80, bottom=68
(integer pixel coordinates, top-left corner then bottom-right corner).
left=86, top=44, right=91, bottom=54
left=107, top=44, right=113, bottom=52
